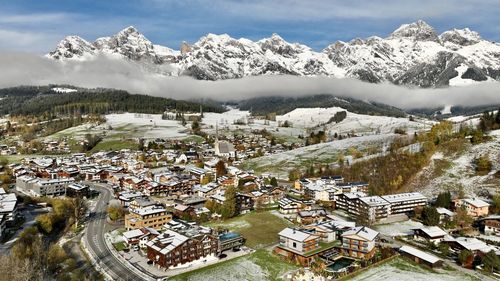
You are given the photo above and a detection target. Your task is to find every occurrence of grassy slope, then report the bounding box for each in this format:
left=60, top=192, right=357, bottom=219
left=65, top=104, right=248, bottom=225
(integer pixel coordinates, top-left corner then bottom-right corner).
left=205, top=211, right=293, bottom=249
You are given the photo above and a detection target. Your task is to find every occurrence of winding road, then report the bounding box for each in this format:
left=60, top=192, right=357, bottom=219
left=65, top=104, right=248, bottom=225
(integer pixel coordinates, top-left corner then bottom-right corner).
left=84, top=183, right=151, bottom=281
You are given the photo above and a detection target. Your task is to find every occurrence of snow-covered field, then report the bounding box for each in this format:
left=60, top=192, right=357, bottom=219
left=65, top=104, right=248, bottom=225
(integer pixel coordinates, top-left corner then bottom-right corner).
left=374, top=220, right=424, bottom=237
left=410, top=129, right=500, bottom=198
left=46, top=112, right=190, bottom=140
left=106, top=113, right=189, bottom=139
left=202, top=107, right=431, bottom=139
left=171, top=258, right=268, bottom=281
left=276, top=107, right=431, bottom=135
left=350, top=258, right=478, bottom=281
left=244, top=134, right=395, bottom=178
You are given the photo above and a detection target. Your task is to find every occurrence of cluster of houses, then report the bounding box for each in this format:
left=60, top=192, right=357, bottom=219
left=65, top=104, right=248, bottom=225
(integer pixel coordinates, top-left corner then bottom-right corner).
left=275, top=216, right=380, bottom=268
left=278, top=177, right=428, bottom=225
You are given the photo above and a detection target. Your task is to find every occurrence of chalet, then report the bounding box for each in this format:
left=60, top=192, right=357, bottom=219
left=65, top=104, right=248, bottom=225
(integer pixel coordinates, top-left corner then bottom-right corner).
left=483, top=216, right=500, bottom=235
left=193, top=183, right=219, bottom=198
left=122, top=227, right=160, bottom=248
left=146, top=229, right=218, bottom=269
left=436, top=207, right=455, bottom=223
left=176, top=196, right=207, bottom=209
left=443, top=237, right=498, bottom=256
left=303, top=219, right=356, bottom=242
left=340, top=226, right=379, bottom=260
left=278, top=197, right=305, bottom=214
left=399, top=245, right=443, bottom=268
left=297, top=209, right=328, bottom=225
left=57, top=167, right=79, bottom=178
left=173, top=204, right=196, bottom=218
left=412, top=226, right=447, bottom=244
left=117, top=191, right=144, bottom=207
left=84, top=168, right=109, bottom=181
left=455, top=198, right=489, bottom=217
left=275, top=228, right=322, bottom=266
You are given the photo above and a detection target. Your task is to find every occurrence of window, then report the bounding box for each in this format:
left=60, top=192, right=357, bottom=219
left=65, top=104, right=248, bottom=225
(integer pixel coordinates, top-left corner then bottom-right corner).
left=292, top=242, right=296, bottom=248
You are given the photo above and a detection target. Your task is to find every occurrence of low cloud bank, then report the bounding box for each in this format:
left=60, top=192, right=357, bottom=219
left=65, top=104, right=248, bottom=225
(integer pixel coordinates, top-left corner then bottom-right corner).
left=1, top=52, right=499, bottom=109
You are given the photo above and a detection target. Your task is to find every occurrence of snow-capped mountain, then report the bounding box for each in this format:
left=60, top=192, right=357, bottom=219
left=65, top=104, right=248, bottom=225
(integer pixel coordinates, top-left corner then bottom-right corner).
left=47, top=21, right=500, bottom=87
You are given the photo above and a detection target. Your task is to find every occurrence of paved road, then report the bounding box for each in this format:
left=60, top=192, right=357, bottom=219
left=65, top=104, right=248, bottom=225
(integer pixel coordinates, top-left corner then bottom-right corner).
left=84, top=183, right=150, bottom=281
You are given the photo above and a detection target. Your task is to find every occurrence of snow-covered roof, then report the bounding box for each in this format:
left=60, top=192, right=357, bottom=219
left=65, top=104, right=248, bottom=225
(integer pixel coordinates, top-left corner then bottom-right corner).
left=381, top=192, right=427, bottom=203
left=359, top=196, right=389, bottom=207
left=123, top=229, right=144, bottom=239
left=146, top=230, right=189, bottom=255
left=415, top=226, right=447, bottom=238
left=342, top=226, right=379, bottom=241
left=460, top=198, right=489, bottom=208
left=400, top=245, right=441, bottom=264
left=451, top=237, right=497, bottom=253
left=436, top=207, right=455, bottom=216
left=278, top=228, right=315, bottom=242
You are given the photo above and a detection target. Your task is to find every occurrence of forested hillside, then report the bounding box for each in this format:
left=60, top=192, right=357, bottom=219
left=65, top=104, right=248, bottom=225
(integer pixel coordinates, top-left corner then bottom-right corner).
left=0, top=86, right=225, bottom=116
left=238, top=95, right=406, bottom=117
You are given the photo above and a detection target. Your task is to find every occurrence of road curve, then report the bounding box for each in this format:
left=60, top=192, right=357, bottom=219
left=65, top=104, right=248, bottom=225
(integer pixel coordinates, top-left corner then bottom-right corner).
left=84, top=183, right=149, bottom=281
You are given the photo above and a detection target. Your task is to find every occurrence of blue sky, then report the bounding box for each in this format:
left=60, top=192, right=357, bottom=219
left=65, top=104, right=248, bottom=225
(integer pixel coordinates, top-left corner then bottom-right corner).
left=1, top=0, right=500, bottom=53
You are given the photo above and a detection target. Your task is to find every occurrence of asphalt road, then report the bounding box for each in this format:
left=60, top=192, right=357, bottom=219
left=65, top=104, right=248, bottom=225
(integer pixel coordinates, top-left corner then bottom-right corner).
left=85, top=183, right=150, bottom=281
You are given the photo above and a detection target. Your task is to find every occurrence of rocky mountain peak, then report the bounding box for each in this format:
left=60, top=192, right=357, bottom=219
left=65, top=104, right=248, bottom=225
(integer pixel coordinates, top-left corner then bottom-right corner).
left=48, top=35, right=96, bottom=59
left=440, top=28, right=482, bottom=46
left=389, top=20, right=439, bottom=42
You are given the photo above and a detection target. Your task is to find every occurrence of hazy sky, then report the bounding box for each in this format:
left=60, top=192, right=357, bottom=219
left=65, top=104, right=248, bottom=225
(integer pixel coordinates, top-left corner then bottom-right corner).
left=2, top=53, right=500, bottom=109
left=1, top=0, right=500, bottom=53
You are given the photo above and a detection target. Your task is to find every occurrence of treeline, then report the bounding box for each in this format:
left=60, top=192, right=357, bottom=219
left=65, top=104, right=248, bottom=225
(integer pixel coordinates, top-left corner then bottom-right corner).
left=238, top=94, right=406, bottom=117
left=0, top=85, right=225, bottom=117
left=305, top=122, right=462, bottom=195
left=0, top=196, right=97, bottom=281
left=479, top=109, right=500, bottom=131
left=409, top=105, right=500, bottom=119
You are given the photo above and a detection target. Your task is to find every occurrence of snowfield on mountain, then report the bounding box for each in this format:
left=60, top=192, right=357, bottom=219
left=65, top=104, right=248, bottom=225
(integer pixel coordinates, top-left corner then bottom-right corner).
left=47, top=20, right=500, bottom=87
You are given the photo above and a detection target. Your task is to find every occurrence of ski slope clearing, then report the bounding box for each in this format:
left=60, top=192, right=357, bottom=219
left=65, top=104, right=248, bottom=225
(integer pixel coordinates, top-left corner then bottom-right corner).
left=243, top=134, right=395, bottom=178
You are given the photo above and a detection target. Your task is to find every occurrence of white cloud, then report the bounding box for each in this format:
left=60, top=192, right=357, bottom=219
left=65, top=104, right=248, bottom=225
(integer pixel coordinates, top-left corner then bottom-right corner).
left=1, top=52, right=499, bottom=110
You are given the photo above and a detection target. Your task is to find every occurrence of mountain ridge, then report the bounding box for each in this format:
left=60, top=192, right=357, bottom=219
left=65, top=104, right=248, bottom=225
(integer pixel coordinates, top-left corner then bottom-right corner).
left=46, top=21, right=500, bottom=87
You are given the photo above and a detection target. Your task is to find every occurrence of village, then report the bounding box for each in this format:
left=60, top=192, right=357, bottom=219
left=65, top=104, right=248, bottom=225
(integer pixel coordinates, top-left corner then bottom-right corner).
left=0, top=124, right=498, bottom=281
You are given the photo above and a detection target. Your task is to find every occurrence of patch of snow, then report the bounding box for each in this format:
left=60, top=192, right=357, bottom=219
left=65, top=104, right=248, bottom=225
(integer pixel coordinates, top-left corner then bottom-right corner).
left=52, top=87, right=77, bottom=93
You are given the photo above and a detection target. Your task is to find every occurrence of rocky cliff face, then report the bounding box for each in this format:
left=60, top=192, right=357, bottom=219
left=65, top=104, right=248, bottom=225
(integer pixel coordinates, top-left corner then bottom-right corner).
left=47, top=21, right=500, bottom=87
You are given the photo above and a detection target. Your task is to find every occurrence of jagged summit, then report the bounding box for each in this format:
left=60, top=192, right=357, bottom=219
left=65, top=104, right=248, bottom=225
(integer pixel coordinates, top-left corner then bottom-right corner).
left=389, top=20, right=439, bottom=42
left=440, top=28, right=482, bottom=46
left=46, top=21, right=500, bottom=87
